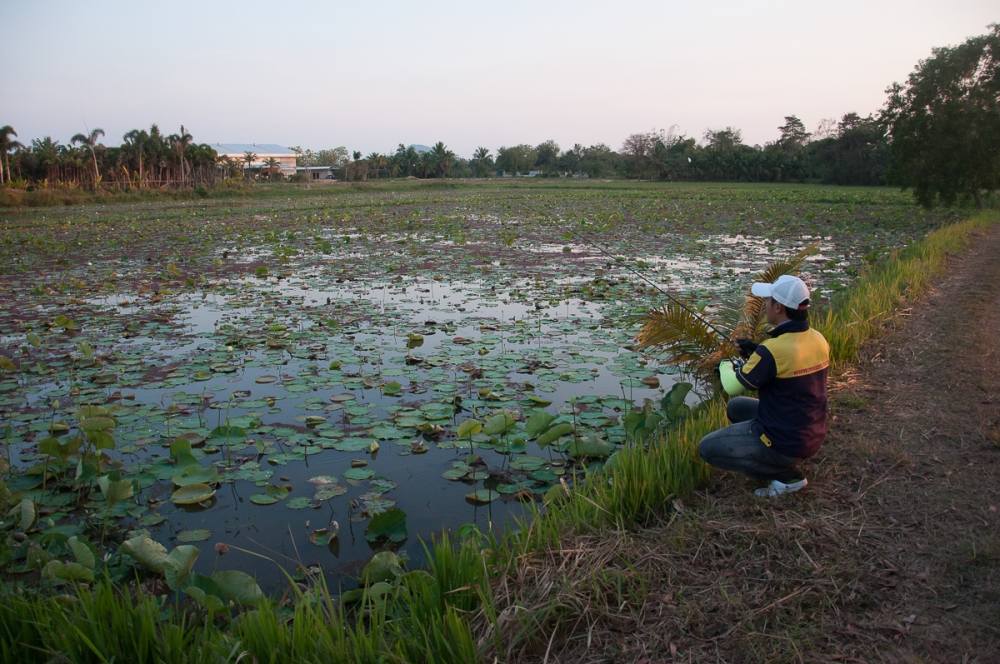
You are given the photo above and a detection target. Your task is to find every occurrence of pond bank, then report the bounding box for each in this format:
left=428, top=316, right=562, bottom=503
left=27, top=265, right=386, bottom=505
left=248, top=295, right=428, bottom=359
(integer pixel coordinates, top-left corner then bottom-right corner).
left=479, top=212, right=1000, bottom=662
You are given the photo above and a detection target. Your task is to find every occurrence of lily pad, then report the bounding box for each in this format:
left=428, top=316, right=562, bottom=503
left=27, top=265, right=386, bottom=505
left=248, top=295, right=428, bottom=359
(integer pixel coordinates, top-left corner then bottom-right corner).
left=171, top=483, right=216, bottom=505
left=365, top=507, right=407, bottom=543
left=177, top=529, right=213, bottom=543
left=465, top=489, right=499, bottom=504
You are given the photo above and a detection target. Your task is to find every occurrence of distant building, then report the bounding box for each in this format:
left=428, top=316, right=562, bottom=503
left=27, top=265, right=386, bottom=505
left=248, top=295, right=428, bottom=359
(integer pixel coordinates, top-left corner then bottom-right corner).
left=211, top=143, right=296, bottom=177
left=296, top=166, right=336, bottom=180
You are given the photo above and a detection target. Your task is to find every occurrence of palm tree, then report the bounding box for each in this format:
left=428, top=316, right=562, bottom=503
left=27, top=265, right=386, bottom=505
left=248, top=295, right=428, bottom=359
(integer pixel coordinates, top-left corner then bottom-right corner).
left=70, top=128, right=105, bottom=188
left=1, top=125, right=24, bottom=185
left=168, top=125, right=193, bottom=183
left=122, top=129, right=149, bottom=187
left=636, top=244, right=816, bottom=390
left=31, top=137, right=61, bottom=182
left=472, top=147, right=492, bottom=177
left=431, top=141, right=454, bottom=178
left=263, top=156, right=281, bottom=180
left=242, top=151, right=258, bottom=179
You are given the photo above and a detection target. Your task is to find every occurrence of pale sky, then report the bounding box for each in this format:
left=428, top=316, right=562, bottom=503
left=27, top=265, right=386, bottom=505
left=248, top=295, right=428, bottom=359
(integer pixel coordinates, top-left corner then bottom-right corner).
left=2, top=1, right=995, bottom=157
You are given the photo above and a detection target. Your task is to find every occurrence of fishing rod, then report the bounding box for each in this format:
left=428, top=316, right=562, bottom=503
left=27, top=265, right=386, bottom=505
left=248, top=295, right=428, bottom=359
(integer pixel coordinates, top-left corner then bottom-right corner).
left=560, top=223, right=732, bottom=341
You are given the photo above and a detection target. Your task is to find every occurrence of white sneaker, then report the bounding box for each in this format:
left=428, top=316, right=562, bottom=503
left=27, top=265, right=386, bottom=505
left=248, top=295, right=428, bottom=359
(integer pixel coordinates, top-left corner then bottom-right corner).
left=754, top=478, right=808, bottom=497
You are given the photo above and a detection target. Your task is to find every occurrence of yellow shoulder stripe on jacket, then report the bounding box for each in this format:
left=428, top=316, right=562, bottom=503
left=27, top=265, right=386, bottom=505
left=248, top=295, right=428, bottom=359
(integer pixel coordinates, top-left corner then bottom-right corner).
left=761, top=329, right=830, bottom=379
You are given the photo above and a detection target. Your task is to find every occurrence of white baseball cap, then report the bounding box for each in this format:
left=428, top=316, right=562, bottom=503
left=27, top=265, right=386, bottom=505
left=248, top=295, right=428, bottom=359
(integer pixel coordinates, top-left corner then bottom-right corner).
left=751, top=274, right=810, bottom=309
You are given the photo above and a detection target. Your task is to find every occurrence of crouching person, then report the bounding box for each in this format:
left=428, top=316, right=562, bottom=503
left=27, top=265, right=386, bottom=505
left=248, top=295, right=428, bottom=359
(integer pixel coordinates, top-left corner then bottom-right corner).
left=699, top=275, right=830, bottom=497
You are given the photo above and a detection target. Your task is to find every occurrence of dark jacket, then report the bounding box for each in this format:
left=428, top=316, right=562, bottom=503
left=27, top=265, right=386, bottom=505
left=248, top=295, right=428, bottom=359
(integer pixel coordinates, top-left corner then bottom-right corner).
left=735, top=319, right=830, bottom=458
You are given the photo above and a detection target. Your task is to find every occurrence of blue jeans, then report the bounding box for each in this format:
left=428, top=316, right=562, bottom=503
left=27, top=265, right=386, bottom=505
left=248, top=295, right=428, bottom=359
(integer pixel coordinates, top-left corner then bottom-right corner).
left=698, top=397, right=804, bottom=482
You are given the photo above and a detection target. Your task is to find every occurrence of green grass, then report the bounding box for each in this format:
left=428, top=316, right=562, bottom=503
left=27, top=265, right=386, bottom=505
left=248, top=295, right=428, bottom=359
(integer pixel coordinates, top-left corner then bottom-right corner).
left=815, top=211, right=998, bottom=364
left=0, top=207, right=993, bottom=663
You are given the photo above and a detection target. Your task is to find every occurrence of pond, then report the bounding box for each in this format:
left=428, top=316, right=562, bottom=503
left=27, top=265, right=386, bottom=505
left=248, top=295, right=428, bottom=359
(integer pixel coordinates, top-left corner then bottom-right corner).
left=0, top=183, right=956, bottom=591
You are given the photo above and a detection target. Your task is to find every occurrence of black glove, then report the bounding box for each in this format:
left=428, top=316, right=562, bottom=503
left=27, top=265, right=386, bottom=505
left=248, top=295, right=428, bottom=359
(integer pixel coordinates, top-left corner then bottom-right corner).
left=735, top=338, right=758, bottom=360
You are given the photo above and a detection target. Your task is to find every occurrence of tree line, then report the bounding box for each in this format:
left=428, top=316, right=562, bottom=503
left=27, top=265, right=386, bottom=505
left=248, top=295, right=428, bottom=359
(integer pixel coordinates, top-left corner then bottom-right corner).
left=280, top=112, right=888, bottom=187
left=0, top=124, right=219, bottom=189
left=1, top=24, right=996, bottom=206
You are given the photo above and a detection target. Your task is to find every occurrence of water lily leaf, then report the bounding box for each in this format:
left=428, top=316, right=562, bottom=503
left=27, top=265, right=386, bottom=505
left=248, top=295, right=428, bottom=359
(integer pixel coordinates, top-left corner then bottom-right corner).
left=184, top=584, right=226, bottom=613
left=483, top=411, right=515, bottom=436
left=524, top=410, right=556, bottom=437
left=456, top=419, right=482, bottom=438
left=208, top=425, right=246, bottom=446
left=80, top=416, right=115, bottom=432
left=382, top=381, right=402, bottom=396
left=170, top=438, right=198, bottom=467
left=52, top=314, right=78, bottom=331
left=537, top=423, right=574, bottom=446
left=164, top=545, right=199, bottom=590
left=509, top=455, right=546, bottom=471
left=210, top=570, right=264, bottom=606
left=344, top=467, right=375, bottom=481
left=249, top=494, right=279, bottom=505
left=11, top=498, right=35, bottom=531
left=177, top=529, right=212, bottom=543
left=567, top=434, right=614, bottom=459
left=43, top=560, right=94, bottom=584
left=332, top=437, right=374, bottom=452
left=361, top=551, right=403, bottom=585
left=286, top=497, right=313, bottom=510
left=121, top=535, right=170, bottom=573
left=314, top=484, right=348, bottom=500
left=67, top=536, right=95, bottom=570
left=171, top=483, right=216, bottom=505
left=97, top=475, right=134, bottom=503
left=441, top=466, right=469, bottom=480
left=365, top=507, right=407, bottom=543
left=465, top=489, right=499, bottom=504
left=172, top=463, right=218, bottom=486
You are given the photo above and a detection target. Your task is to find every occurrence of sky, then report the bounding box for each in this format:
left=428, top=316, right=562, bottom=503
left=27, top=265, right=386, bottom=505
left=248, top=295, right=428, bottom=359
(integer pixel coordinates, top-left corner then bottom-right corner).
left=1, top=1, right=996, bottom=158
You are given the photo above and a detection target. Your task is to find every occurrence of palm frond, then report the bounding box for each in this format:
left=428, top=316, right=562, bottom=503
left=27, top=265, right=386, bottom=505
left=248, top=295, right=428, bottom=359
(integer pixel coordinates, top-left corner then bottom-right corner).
left=735, top=242, right=819, bottom=340
left=636, top=303, right=723, bottom=359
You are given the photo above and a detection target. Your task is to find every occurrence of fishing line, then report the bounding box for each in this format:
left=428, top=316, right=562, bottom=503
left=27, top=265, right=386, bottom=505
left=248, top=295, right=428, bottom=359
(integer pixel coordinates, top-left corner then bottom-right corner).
left=560, top=223, right=732, bottom=341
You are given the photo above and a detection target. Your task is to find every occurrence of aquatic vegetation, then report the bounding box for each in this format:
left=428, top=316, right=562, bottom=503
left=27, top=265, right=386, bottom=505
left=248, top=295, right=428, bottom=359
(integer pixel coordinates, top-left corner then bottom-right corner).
left=0, top=180, right=960, bottom=599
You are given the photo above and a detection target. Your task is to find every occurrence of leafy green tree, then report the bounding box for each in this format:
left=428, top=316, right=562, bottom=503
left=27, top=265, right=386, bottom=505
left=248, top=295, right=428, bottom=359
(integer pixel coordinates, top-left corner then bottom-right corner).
left=776, top=115, right=810, bottom=150
left=0, top=125, right=23, bottom=185
left=801, top=113, right=888, bottom=185
left=578, top=144, right=618, bottom=178
left=558, top=143, right=583, bottom=175
left=534, top=140, right=560, bottom=174
left=495, top=144, right=537, bottom=175
left=883, top=24, right=1000, bottom=207
left=70, top=128, right=105, bottom=187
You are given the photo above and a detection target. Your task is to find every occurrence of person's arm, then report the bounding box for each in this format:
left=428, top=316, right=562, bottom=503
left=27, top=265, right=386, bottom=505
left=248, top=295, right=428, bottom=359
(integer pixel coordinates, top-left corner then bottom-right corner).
left=736, top=344, right=776, bottom=390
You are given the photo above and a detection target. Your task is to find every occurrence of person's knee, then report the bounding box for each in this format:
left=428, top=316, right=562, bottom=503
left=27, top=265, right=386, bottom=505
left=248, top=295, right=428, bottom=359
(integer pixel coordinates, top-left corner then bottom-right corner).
left=698, top=435, right=717, bottom=463
left=726, top=396, right=758, bottom=424
left=725, top=400, right=740, bottom=423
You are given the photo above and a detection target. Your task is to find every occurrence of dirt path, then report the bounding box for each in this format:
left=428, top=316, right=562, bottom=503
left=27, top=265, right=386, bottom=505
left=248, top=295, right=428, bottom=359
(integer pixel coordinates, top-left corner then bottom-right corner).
left=491, top=224, right=1000, bottom=663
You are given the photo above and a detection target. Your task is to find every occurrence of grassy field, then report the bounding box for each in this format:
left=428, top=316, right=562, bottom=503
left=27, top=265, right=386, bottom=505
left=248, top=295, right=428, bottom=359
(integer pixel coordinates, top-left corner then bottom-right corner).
left=0, top=181, right=982, bottom=661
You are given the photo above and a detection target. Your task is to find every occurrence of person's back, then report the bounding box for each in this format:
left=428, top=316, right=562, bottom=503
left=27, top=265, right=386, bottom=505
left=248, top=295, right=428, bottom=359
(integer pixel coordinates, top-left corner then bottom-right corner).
left=698, top=274, right=830, bottom=497
left=740, top=320, right=829, bottom=459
